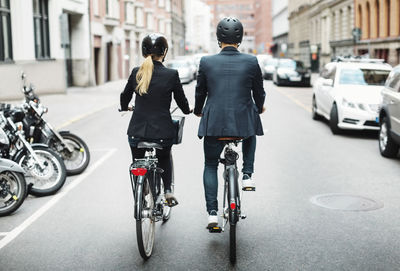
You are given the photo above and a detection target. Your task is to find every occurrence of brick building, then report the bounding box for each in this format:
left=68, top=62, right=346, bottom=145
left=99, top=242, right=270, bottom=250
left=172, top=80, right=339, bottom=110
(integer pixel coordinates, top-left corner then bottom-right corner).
left=204, top=0, right=258, bottom=54
left=355, top=0, right=400, bottom=65
left=254, top=0, right=272, bottom=54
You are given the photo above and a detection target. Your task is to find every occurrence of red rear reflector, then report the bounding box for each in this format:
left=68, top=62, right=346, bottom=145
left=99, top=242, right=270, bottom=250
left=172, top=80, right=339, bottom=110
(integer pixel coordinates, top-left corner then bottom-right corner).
left=230, top=202, right=236, bottom=210
left=131, top=168, right=147, bottom=176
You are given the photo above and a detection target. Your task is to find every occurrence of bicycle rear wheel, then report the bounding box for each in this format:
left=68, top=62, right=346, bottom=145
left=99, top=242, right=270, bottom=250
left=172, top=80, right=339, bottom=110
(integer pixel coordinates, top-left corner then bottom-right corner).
left=230, top=224, right=236, bottom=263
left=136, top=176, right=155, bottom=260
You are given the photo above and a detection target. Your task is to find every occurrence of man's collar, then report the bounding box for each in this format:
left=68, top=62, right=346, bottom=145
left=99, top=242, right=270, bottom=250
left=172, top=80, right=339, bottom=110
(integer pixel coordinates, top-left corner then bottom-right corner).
left=221, top=46, right=239, bottom=52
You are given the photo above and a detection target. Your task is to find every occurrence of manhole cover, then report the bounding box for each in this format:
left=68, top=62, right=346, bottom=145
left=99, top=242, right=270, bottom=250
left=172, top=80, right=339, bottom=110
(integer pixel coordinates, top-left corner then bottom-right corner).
left=310, top=194, right=383, bottom=211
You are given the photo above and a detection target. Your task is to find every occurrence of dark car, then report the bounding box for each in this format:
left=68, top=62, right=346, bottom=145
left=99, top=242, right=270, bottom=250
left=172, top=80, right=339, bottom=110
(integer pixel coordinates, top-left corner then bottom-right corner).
left=273, top=59, right=311, bottom=87
left=379, top=64, right=400, bottom=158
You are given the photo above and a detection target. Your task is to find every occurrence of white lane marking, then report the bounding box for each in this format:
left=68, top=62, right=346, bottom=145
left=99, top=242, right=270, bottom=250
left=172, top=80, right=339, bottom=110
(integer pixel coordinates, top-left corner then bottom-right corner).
left=0, top=148, right=117, bottom=251
left=0, top=232, right=9, bottom=236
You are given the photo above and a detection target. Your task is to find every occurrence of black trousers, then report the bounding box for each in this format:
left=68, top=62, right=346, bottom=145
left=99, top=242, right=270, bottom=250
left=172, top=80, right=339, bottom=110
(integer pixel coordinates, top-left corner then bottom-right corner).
left=129, top=145, right=172, bottom=191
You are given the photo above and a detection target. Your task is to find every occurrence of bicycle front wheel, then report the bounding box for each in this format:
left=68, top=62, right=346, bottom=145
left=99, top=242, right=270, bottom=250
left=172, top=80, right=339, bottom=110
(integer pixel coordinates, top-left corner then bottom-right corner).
left=136, top=177, right=155, bottom=260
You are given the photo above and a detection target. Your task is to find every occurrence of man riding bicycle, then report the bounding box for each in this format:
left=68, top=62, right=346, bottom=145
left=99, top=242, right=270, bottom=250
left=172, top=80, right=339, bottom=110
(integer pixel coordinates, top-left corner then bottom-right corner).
left=194, top=17, right=266, bottom=227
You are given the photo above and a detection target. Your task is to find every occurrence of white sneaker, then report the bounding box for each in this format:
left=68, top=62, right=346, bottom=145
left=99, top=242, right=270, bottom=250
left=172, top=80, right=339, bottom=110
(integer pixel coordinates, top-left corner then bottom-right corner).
left=207, top=210, right=218, bottom=228
left=242, top=174, right=256, bottom=191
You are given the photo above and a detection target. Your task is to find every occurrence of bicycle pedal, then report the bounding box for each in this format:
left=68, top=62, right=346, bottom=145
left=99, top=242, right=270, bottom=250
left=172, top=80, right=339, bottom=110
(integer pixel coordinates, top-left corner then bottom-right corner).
left=240, top=214, right=247, bottom=219
left=242, top=187, right=256, bottom=191
left=208, top=226, right=223, bottom=233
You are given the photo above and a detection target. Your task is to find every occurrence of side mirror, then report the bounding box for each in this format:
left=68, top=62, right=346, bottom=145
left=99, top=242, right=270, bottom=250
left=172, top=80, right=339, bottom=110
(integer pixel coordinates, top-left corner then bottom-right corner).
left=322, top=78, right=334, bottom=87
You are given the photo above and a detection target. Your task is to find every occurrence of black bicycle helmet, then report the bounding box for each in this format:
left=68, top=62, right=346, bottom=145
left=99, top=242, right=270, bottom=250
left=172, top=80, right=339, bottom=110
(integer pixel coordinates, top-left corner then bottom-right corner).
left=216, top=17, right=243, bottom=45
left=141, top=33, right=169, bottom=60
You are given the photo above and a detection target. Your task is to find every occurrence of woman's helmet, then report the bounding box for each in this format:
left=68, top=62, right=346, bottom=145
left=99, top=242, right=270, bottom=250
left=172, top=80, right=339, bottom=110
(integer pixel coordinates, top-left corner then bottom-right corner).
left=216, top=17, right=243, bottom=46
left=141, top=33, right=169, bottom=60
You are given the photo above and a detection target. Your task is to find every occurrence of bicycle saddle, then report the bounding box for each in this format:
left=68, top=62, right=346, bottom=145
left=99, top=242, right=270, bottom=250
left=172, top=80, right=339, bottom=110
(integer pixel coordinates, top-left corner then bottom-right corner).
left=217, top=137, right=243, bottom=141
left=137, top=142, right=163, bottom=150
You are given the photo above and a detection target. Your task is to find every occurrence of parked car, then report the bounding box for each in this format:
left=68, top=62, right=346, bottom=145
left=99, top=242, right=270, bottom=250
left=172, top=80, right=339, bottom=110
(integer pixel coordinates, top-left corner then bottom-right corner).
left=263, top=58, right=278, bottom=80
left=167, top=60, right=194, bottom=84
left=176, top=56, right=198, bottom=79
left=378, top=64, right=400, bottom=158
left=312, top=59, right=392, bottom=134
left=256, top=54, right=271, bottom=78
left=273, top=59, right=311, bottom=86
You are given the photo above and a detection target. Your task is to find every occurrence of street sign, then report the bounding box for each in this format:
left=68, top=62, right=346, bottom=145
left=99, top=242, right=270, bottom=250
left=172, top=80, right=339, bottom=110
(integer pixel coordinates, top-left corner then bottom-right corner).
left=352, top=27, right=362, bottom=42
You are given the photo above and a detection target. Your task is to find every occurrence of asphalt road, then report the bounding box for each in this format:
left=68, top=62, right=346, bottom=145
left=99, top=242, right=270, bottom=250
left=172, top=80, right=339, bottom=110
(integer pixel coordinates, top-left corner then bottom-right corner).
left=1, top=80, right=400, bottom=271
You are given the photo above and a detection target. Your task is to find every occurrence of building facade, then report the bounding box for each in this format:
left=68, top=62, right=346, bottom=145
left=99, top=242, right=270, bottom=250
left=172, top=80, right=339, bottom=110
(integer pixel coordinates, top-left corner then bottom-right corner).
left=355, top=0, right=400, bottom=66
left=185, top=0, right=212, bottom=53
left=204, top=0, right=257, bottom=54
left=89, top=0, right=180, bottom=86
left=171, top=0, right=186, bottom=57
left=0, top=0, right=91, bottom=99
left=254, top=0, right=272, bottom=54
left=271, top=0, right=289, bottom=57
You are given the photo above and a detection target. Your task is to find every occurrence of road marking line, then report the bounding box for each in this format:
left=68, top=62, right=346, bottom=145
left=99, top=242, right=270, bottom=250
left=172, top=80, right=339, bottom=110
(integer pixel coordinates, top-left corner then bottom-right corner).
left=56, top=103, right=118, bottom=130
left=274, top=87, right=312, bottom=113
left=0, top=232, right=9, bottom=236
left=0, top=148, right=117, bottom=251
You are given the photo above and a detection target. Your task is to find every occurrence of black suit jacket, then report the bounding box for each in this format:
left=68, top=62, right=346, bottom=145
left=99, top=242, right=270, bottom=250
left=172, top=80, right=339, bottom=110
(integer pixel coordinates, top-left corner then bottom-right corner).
left=120, top=60, right=191, bottom=139
left=194, top=47, right=266, bottom=137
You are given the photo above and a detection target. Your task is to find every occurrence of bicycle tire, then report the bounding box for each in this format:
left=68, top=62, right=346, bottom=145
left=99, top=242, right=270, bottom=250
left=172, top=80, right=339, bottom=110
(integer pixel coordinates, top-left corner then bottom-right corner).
left=230, top=224, right=236, bottom=264
left=135, top=176, right=155, bottom=260
left=227, top=167, right=238, bottom=264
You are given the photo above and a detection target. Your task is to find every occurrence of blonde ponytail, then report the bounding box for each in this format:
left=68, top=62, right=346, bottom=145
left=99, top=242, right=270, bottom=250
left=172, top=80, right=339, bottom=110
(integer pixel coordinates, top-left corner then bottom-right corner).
left=136, top=56, right=154, bottom=95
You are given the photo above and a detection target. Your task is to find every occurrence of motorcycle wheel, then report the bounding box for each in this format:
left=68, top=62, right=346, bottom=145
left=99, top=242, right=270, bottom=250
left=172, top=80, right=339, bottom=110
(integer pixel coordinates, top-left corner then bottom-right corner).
left=50, top=132, right=90, bottom=176
left=15, top=146, right=67, bottom=197
left=0, top=171, right=27, bottom=216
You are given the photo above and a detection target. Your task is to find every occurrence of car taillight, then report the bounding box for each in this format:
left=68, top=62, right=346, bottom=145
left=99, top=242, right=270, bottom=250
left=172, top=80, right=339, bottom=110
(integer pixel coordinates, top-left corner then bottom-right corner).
left=131, top=168, right=147, bottom=176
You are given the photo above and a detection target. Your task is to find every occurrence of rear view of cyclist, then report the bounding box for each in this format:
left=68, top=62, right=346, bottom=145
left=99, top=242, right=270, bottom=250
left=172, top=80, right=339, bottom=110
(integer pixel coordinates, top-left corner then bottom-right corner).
left=194, top=18, right=266, bottom=227
left=120, top=33, right=192, bottom=206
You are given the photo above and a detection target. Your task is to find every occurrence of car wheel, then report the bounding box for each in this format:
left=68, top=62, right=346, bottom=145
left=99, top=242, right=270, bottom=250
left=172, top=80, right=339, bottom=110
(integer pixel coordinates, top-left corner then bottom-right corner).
left=312, top=95, right=321, bottom=120
left=379, top=116, right=399, bottom=158
left=330, top=103, right=341, bottom=135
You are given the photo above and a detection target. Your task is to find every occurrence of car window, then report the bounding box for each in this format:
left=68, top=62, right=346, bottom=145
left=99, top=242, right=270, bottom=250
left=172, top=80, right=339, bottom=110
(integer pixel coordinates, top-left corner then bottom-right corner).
left=295, top=61, right=304, bottom=69
left=266, top=58, right=278, bottom=66
left=278, top=59, right=296, bottom=69
left=338, top=68, right=390, bottom=86
left=386, top=69, right=400, bottom=92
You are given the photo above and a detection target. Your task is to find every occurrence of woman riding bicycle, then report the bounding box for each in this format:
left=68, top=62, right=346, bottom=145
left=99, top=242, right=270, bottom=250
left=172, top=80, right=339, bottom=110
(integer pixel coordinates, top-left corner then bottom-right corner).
left=120, top=33, right=192, bottom=206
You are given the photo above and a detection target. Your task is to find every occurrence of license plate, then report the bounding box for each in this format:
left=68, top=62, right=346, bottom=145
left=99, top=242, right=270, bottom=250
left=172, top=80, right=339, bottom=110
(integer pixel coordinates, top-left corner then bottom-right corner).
left=290, top=76, right=301, bottom=82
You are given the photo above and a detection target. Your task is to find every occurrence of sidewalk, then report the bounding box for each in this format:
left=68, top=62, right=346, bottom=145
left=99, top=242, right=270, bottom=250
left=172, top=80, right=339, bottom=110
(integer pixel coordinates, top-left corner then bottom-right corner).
left=5, top=80, right=126, bottom=129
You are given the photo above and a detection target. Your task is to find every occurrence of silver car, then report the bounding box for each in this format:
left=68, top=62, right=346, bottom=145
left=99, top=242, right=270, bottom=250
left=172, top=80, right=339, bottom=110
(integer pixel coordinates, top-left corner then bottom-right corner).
left=167, top=60, right=194, bottom=84
left=379, top=64, right=400, bottom=158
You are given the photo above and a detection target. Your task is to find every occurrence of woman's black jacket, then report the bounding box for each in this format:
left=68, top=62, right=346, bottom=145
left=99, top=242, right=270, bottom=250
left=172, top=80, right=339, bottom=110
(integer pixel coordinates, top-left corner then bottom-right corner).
left=120, top=60, right=191, bottom=139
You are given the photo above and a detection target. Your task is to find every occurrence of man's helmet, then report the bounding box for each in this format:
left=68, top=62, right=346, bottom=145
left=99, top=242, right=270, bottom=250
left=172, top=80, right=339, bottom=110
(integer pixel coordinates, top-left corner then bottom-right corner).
left=141, top=33, right=169, bottom=60
left=216, top=17, right=243, bottom=45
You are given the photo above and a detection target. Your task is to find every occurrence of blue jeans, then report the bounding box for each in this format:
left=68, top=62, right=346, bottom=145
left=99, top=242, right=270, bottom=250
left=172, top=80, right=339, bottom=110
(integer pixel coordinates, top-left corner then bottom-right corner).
left=203, top=136, right=256, bottom=214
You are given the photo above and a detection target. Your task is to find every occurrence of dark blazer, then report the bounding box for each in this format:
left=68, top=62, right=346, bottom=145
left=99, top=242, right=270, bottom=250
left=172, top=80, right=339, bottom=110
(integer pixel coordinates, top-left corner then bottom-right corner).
left=194, top=47, right=266, bottom=137
left=120, top=60, right=191, bottom=139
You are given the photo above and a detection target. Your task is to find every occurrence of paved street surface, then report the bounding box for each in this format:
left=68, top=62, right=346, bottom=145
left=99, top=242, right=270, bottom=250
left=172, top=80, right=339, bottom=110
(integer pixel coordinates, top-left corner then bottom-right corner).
left=1, top=79, right=400, bottom=270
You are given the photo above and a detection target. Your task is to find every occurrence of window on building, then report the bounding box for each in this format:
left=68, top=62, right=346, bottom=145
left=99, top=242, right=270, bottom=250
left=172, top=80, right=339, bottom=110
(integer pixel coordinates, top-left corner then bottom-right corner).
left=158, top=0, right=165, bottom=8
left=366, top=2, right=371, bottom=38
left=33, top=0, right=50, bottom=59
left=385, top=0, right=390, bottom=37
left=135, top=7, right=143, bottom=27
left=125, top=2, right=134, bottom=23
left=146, top=13, right=153, bottom=30
left=0, top=0, right=12, bottom=62
left=106, top=0, right=119, bottom=18
left=166, top=0, right=171, bottom=12
left=93, top=0, right=99, bottom=16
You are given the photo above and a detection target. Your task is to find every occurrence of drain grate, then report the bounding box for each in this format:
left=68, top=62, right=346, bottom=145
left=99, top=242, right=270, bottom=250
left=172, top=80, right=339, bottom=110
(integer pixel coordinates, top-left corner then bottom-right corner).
left=310, top=194, right=383, bottom=211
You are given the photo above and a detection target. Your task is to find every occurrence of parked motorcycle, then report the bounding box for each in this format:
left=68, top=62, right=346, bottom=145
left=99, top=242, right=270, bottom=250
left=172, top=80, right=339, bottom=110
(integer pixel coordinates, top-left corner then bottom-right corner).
left=21, top=73, right=90, bottom=176
left=0, top=104, right=66, bottom=197
left=0, top=127, right=27, bottom=216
